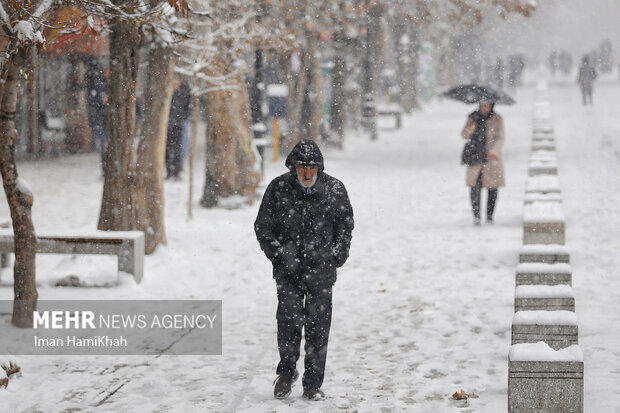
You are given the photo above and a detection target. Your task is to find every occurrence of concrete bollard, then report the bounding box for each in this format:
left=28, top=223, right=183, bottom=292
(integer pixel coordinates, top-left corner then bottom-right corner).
left=524, top=192, right=563, bottom=205
left=532, top=130, right=554, bottom=140
left=528, top=165, right=558, bottom=176
left=515, top=285, right=575, bottom=312
left=516, top=263, right=572, bottom=286
left=523, top=201, right=565, bottom=245
left=511, top=310, right=578, bottom=350
left=519, top=244, right=569, bottom=264
left=528, top=157, right=558, bottom=177
left=525, top=174, right=562, bottom=195
left=531, top=140, right=556, bottom=151
left=508, top=342, right=583, bottom=412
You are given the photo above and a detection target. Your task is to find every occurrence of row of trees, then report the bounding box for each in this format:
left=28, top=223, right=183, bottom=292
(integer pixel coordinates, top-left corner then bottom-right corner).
left=548, top=39, right=614, bottom=76
left=0, top=0, right=537, bottom=327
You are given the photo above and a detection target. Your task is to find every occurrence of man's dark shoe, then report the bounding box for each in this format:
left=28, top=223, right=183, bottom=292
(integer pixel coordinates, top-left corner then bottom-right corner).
left=303, top=388, right=325, bottom=401
left=273, top=370, right=299, bottom=399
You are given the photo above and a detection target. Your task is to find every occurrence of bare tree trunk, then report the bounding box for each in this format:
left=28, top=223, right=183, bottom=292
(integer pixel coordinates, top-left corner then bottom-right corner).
left=98, top=16, right=140, bottom=231
left=307, top=34, right=323, bottom=142
left=0, top=49, right=37, bottom=328
left=27, top=48, right=38, bottom=155
left=201, top=61, right=260, bottom=208
left=330, top=31, right=346, bottom=146
left=285, top=50, right=309, bottom=147
left=369, top=4, right=385, bottom=103
left=64, top=56, right=91, bottom=153
left=187, top=76, right=199, bottom=219
left=408, top=28, right=422, bottom=111
left=134, top=46, right=175, bottom=254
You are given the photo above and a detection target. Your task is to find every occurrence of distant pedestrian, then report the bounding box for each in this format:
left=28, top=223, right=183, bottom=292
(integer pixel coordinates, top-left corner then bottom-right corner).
left=461, top=100, right=505, bottom=225
left=577, top=56, right=597, bottom=106
left=254, top=139, right=354, bottom=401
left=166, top=76, right=191, bottom=180
left=85, top=61, right=109, bottom=173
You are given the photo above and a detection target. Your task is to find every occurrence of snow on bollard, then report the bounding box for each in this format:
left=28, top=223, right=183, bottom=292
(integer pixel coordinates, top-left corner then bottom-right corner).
left=525, top=174, right=562, bottom=194
left=532, top=129, right=554, bottom=140
left=508, top=342, right=583, bottom=413
left=531, top=139, right=556, bottom=152
left=523, top=201, right=565, bottom=245
left=524, top=192, right=563, bottom=204
left=515, top=285, right=575, bottom=312
left=519, top=244, right=569, bottom=264
left=515, top=262, right=572, bottom=286
left=528, top=157, right=558, bottom=176
left=511, top=310, right=578, bottom=350
left=529, top=150, right=557, bottom=164
left=532, top=119, right=553, bottom=134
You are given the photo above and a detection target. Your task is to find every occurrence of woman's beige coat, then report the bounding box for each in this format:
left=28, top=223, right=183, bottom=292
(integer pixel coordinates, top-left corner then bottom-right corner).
left=461, top=112, right=505, bottom=188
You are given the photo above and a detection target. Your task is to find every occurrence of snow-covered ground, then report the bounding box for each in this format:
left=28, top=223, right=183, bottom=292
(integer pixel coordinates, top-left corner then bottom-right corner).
left=0, top=71, right=619, bottom=412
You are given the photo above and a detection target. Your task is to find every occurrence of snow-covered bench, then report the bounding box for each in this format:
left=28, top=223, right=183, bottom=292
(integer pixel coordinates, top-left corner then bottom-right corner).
left=376, top=105, right=402, bottom=129
left=523, top=201, right=565, bottom=245
left=0, top=231, right=144, bottom=284
left=515, top=263, right=572, bottom=286
left=515, top=285, right=575, bottom=312
left=38, top=111, right=66, bottom=156
left=511, top=310, right=578, bottom=350
left=508, top=342, right=583, bottom=413
left=519, top=244, right=569, bottom=264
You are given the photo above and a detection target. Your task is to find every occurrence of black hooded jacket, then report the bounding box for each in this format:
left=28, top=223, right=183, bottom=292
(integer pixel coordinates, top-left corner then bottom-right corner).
left=254, top=140, right=354, bottom=286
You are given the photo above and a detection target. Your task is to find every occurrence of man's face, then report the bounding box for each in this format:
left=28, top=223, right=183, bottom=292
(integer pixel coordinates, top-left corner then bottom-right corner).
left=296, top=165, right=318, bottom=188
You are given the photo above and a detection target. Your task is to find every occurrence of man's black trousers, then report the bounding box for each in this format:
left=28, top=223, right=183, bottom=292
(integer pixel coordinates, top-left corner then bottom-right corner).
left=275, top=277, right=332, bottom=391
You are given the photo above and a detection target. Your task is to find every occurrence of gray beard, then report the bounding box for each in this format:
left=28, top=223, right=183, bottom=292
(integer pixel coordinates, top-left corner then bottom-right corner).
left=297, top=173, right=317, bottom=188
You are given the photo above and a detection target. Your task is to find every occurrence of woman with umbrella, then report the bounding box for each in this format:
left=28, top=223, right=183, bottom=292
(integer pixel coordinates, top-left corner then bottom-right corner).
left=460, top=98, right=505, bottom=225
left=443, top=84, right=511, bottom=225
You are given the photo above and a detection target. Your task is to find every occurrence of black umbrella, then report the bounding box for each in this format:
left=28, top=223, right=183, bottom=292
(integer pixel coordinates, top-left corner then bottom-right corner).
left=442, top=84, right=515, bottom=105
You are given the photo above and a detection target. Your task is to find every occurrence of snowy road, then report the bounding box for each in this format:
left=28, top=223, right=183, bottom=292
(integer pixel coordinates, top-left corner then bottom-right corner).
left=1, top=74, right=619, bottom=412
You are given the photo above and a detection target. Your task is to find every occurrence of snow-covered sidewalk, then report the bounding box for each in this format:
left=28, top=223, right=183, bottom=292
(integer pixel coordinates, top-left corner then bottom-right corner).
left=1, top=76, right=619, bottom=412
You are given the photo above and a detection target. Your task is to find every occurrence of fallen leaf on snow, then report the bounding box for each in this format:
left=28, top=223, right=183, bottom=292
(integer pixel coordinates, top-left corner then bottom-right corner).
left=452, top=389, right=479, bottom=400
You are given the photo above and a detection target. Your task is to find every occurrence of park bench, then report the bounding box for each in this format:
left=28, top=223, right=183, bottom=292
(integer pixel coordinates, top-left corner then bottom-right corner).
left=508, top=342, right=583, bottom=413
left=0, top=230, right=144, bottom=284
left=38, top=111, right=66, bottom=156
left=376, top=105, right=402, bottom=129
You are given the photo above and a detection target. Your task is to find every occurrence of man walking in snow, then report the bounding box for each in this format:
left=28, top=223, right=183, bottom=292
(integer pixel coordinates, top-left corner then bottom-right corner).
left=254, top=139, right=354, bottom=401
left=577, top=55, right=597, bottom=106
